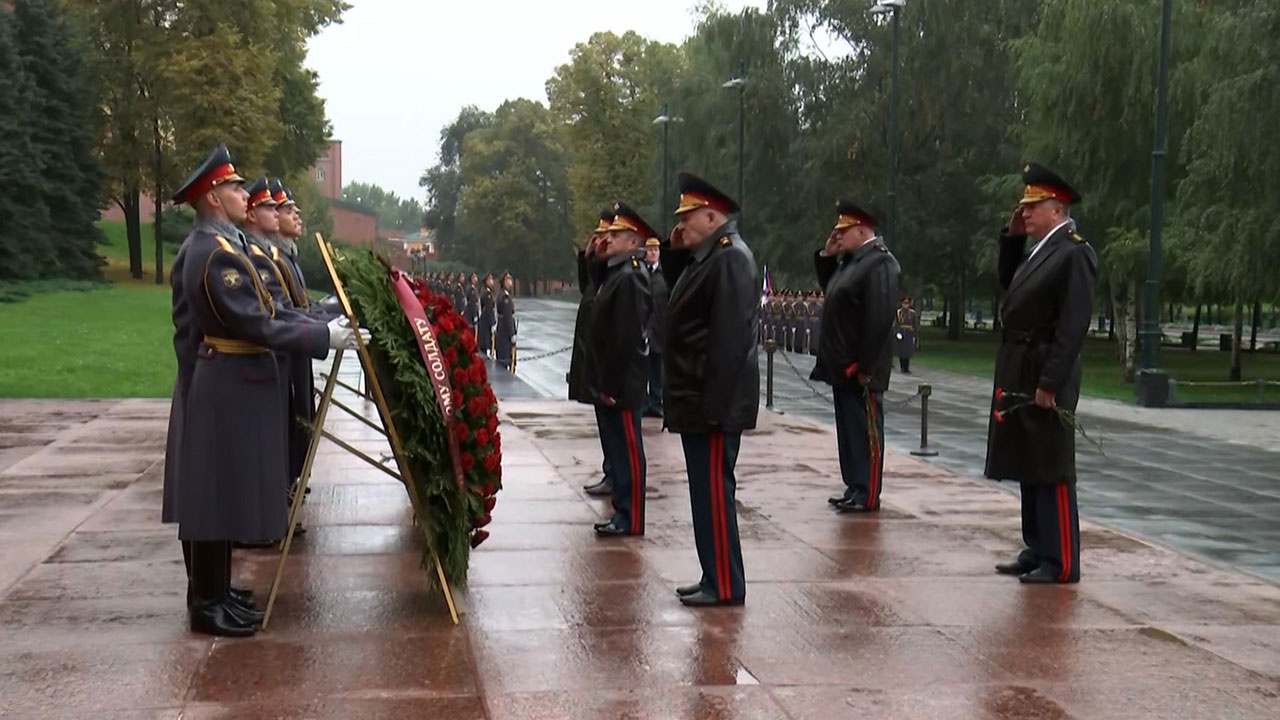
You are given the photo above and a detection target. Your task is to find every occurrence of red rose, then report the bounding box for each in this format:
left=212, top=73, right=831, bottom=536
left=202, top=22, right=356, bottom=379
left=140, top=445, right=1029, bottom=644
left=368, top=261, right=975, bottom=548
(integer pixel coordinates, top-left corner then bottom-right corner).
left=444, top=346, right=458, bottom=367
left=453, top=421, right=470, bottom=443
left=467, top=361, right=484, bottom=385
left=483, top=496, right=497, bottom=513
left=992, top=409, right=1005, bottom=423
left=437, top=313, right=455, bottom=334
left=472, top=513, right=492, bottom=529
left=995, top=387, right=1004, bottom=403
left=482, top=453, right=500, bottom=473
left=461, top=328, right=478, bottom=353
left=479, top=481, right=497, bottom=495
left=452, top=367, right=467, bottom=388
left=461, top=452, right=475, bottom=471
left=470, top=529, right=489, bottom=548
left=474, top=428, right=490, bottom=447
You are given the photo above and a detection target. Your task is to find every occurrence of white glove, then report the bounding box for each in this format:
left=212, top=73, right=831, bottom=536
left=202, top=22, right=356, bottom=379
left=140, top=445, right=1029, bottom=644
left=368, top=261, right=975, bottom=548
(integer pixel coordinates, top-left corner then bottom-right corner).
left=327, top=316, right=370, bottom=349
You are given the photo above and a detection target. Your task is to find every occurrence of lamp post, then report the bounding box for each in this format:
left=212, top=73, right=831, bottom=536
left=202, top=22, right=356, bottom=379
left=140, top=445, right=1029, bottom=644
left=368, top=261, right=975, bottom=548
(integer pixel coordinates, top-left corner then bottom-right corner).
left=871, top=0, right=904, bottom=254
left=722, top=59, right=747, bottom=218
left=652, top=103, right=684, bottom=230
left=1138, top=0, right=1173, bottom=407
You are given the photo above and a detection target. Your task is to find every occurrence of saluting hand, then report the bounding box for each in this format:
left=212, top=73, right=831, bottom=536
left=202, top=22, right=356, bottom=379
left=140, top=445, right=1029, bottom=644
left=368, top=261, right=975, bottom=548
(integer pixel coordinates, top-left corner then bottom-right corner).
left=823, top=232, right=840, bottom=256
left=1007, top=206, right=1027, bottom=236
left=1034, top=387, right=1055, bottom=409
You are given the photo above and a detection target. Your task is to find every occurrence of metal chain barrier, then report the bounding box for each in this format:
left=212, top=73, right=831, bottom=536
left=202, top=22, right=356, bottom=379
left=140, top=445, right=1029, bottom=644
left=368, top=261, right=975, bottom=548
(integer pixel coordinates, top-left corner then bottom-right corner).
left=513, top=344, right=574, bottom=363
left=772, top=347, right=922, bottom=407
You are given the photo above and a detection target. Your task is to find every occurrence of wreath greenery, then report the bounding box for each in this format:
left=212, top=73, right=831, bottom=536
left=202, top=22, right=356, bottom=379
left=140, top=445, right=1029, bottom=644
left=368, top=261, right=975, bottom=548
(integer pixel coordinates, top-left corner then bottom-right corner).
left=337, top=251, right=502, bottom=589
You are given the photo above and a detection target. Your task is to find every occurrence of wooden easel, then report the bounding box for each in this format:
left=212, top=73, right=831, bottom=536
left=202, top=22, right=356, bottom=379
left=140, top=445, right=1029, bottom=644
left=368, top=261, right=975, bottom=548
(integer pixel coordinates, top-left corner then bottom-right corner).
left=262, top=233, right=459, bottom=628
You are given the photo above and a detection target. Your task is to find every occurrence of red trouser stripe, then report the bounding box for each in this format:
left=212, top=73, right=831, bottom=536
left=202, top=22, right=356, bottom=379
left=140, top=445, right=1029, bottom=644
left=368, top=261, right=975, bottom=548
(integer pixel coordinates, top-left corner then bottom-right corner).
left=709, top=432, right=730, bottom=599
left=1057, top=484, right=1072, bottom=582
left=622, top=410, right=642, bottom=534
left=865, top=389, right=881, bottom=508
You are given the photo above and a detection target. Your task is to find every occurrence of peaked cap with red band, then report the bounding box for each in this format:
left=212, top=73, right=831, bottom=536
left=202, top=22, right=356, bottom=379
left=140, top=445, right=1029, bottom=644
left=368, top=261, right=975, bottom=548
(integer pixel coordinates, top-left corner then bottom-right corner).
left=269, top=177, right=293, bottom=207
left=1019, top=162, right=1082, bottom=206
left=833, top=198, right=878, bottom=230
left=245, top=175, right=279, bottom=209
left=171, top=143, right=245, bottom=206
left=608, top=201, right=659, bottom=242
left=674, top=171, right=739, bottom=216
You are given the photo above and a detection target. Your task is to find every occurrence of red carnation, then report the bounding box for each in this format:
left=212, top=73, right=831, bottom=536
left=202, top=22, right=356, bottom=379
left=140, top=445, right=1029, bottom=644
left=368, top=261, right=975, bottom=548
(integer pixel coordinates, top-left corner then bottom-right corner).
left=483, top=496, right=497, bottom=513
left=470, top=529, right=489, bottom=548
left=452, top=367, right=467, bottom=388
left=486, top=414, right=498, bottom=434
left=461, top=452, right=475, bottom=472
left=461, top=328, right=478, bottom=353
left=453, top=421, right=470, bottom=443
left=472, top=513, right=492, bottom=529
left=444, top=346, right=458, bottom=367
left=479, top=480, right=497, bottom=496
left=467, top=361, right=484, bottom=385
left=474, top=428, right=490, bottom=447
left=437, top=314, right=455, bottom=334
left=992, top=409, right=1005, bottom=423
left=482, top=453, right=500, bottom=473
left=995, top=387, right=1004, bottom=403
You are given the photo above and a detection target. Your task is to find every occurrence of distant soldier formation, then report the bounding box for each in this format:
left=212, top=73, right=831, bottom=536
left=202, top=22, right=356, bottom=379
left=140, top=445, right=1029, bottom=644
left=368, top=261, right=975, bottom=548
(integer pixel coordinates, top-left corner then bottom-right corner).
left=422, top=271, right=518, bottom=371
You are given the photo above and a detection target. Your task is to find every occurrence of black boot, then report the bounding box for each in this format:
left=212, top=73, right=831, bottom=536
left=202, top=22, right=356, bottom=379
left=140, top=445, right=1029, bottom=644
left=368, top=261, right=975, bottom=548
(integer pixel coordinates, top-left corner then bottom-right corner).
left=189, top=541, right=256, bottom=638
left=224, top=543, right=256, bottom=609
left=182, top=540, right=194, bottom=608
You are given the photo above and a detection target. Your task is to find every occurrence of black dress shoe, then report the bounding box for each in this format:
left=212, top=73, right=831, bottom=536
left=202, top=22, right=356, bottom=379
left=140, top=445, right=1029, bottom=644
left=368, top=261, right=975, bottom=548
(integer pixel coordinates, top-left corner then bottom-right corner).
left=593, top=522, right=634, bottom=537
left=679, top=591, right=744, bottom=607
left=1019, top=568, right=1078, bottom=585
left=582, top=478, right=607, bottom=491
left=675, top=583, right=702, bottom=597
left=834, top=498, right=877, bottom=513
left=190, top=603, right=256, bottom=637
left=643, top=409, right=663, bottom=419
left=292, top=522, right=307, bottom=537
left=229, top=586, right=256, bottom=608
left=585, top=480, right=613, bottom=497
left=827, top=495, right=852, bottom=506
left=996, top=560, right=1036, bottom=576
left=225, top=596, right=265, bottom=626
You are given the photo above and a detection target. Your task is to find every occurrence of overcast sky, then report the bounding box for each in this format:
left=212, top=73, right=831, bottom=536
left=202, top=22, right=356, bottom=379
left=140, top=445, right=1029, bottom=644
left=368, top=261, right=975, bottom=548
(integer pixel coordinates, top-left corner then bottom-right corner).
left=305, top=0, right=768, bottom=202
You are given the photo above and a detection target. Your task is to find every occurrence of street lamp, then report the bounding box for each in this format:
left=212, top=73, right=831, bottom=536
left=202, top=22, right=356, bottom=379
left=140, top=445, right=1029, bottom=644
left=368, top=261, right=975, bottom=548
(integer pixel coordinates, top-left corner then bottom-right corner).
left=871, top=0, right=904, bottom=254
left=1138, top=0, right=1173, bottom=406
left=653, top=103, right=684, bottom=228
left=722, top=58, right=747, bottom=220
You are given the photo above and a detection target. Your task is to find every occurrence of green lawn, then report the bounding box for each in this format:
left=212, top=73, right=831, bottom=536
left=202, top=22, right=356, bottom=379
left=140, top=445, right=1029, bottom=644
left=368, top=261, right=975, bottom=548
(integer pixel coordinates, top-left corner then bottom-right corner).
left=914, top=326, right=1280, bottom=404
left=0, top=282, right=174, bottom=398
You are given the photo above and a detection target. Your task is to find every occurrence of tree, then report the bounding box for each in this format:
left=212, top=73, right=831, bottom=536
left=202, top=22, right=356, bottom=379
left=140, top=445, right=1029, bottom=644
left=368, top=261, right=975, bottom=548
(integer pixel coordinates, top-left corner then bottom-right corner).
left=456, top=99, right=570, bottom=290
left=0, top=5, right=52, bottom=281
left=11, top=0, right=105, bottom=281
left=342, top=181, right=425, bottom=232
left=421, top=106, right=493, bottom=266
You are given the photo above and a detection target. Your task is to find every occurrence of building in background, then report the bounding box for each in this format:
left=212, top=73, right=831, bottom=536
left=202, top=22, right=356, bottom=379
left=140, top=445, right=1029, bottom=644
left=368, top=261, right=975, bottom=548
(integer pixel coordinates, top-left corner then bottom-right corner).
left=307, top=139, right=378, bottom=247
left=312, top=140, right=343, bottom=200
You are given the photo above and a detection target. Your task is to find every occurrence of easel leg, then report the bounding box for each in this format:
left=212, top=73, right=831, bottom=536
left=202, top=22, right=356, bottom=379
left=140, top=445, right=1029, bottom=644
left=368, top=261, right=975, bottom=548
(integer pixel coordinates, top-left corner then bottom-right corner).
left=263, top=349, right=343, bottom=629
left=429, top=546, right=460, bottom=622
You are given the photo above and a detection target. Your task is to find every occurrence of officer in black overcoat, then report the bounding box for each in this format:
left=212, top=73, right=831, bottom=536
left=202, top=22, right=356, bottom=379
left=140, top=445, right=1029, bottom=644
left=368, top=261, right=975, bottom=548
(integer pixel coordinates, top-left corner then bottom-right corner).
left=165, top=144, right=367, bottom=637
left=643, top=236, right=668, bottom=418
left=589, top=202, right=654, bottom=536
left=662, top=172, right=759, bottom=607
left=572, top=209, right=618, bottom=497
left=811, top=200, right=900, bottom=513
left=479, top=273, right=496, bottom=356
left=495, top=273, right=517, bottom=369
left=986, top=162, right=1098, bottom=585
left=465, top=272, right=481, bottom=328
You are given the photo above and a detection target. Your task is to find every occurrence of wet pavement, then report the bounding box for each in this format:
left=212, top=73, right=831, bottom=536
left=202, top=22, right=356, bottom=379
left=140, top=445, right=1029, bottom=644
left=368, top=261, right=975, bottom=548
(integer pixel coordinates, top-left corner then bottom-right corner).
left=2, top=376, right=1280, bottom=718
left=505, top=298, right=1280, bottom=584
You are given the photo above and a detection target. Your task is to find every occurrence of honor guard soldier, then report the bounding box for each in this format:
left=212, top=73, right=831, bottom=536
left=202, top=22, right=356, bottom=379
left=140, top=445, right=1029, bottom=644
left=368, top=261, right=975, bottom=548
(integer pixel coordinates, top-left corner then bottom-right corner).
left=780, top=289, right=795, bottom=351
left=465, top=272, right=481, bottom=328
left=495, top=272, right=517, bottom=370
left=573, top=209, right=619, bottom=498
left=479, top=273, right=496, bottom=356
left=663, top=172, right=759, bottom=607
left=643, top=235, right=668, bottom=418
left=806, top=290, right=823, bottom=356
left=895, top=296, right=918, bottom=373
left=240, top=176, right=294, bottom=311
left=798, top=291, right=813, bottom=354
left=764, top=291, right=782, bottom=346
left=453, top=273, right=467, bottom=312
left=590, top=202, right=654, bottom=537
left=165, top=143, right=367, bottom=637
left=987, top=162, right=1097, bottom=585
left=812, top=200, right=900, bottom=513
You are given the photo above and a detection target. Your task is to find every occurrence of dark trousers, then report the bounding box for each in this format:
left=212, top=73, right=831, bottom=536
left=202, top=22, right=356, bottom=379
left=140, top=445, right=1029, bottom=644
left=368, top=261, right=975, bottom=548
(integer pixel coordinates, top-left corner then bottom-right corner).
left=188, top=540, right=231, bottom=609
left=1020, top=481, right=1081, bottom=581
left=833, top=384, right=885, bottom=509
left=681, top=431, right=746, bottom=601
left=599, top=407, right=646, bottom=533
left=898, top=356, right=911, bottom=373
left=645, top=352, right=663, bottom=412
left=593, top=404, right=612, bottom=482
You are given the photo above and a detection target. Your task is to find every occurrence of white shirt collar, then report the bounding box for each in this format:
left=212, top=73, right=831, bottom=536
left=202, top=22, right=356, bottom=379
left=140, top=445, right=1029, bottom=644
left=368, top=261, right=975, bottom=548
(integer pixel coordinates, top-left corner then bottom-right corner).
left=1028, top=220, right=1071, bottom=259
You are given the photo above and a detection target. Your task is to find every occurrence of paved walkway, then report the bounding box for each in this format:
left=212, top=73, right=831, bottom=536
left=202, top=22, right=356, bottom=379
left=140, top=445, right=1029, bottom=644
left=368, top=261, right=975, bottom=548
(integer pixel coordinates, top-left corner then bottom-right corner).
left=1, top=392, right=1278, bottom=719
left=506, top=298, right=1280, bottom=584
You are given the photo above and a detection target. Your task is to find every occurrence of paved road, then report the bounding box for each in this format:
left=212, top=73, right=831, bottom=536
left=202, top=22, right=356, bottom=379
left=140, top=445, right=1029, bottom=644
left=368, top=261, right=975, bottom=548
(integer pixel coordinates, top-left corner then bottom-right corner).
left=491, top=298, right=1280, bottom=584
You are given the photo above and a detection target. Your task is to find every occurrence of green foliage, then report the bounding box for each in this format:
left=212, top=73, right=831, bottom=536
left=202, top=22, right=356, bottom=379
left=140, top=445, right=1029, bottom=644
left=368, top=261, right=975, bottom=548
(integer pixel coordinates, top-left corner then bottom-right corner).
left=342, top=181, right=425, bottom=232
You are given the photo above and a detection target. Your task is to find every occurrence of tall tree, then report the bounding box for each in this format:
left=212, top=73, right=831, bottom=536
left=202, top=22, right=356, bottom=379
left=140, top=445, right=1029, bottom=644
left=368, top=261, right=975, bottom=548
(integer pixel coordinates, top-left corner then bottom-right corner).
left=421, top=106, right=493, bottom=266
left=11, top=0, right=105, bottom=280
left=342, top=181, right=425, bottom=232
left=0, top=5, right=52, bottom=280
